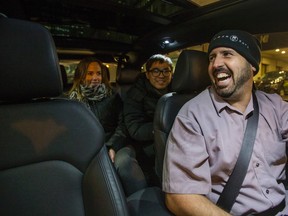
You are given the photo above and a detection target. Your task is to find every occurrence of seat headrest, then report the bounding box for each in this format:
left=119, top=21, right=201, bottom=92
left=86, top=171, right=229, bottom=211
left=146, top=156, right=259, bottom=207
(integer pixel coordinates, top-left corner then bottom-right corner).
left=116, top=67, right=141, bottom=85
left=0, top=18, right=62, bottom=101
left=172, top=50, right=211, bottom=93
left=60, top=65, right=68, bottom=85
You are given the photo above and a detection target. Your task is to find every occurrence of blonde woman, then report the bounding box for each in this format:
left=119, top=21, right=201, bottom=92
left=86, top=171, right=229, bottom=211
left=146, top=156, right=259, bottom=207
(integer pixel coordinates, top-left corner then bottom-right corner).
left=69, top=57, right=128, bottom=162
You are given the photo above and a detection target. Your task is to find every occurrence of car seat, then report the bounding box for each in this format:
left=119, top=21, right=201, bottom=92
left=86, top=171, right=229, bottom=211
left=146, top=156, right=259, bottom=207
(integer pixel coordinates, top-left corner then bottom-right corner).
left=60, top=64, right=73, bottom=94
left=153, top=50, right=211, bottom=183
left=0, top=16, right=174, bottom=216
left=116, top=66, right=141, bottom=100
left=0, top=17, right=130, bottom=216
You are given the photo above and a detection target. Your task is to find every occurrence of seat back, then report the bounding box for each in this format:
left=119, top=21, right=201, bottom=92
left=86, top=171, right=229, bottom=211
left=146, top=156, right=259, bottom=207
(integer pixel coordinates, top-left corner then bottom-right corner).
left=0, top=17, right=129, bottom=216
left=116, top=66, right=141, bottom=100
left=60, top=64, right=73, bottom=94
left=153, top=50, right=211, bottom=182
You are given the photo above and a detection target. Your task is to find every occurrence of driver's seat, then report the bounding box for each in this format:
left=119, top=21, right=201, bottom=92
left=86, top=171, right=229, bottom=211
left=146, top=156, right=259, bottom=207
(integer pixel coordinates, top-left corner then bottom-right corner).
left=154, top=50, right=211, bottom=183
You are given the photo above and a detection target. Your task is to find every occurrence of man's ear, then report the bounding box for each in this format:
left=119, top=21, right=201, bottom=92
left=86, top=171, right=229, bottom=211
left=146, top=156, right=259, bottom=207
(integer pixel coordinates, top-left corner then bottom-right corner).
left=251, top=65, right=257, bottom=73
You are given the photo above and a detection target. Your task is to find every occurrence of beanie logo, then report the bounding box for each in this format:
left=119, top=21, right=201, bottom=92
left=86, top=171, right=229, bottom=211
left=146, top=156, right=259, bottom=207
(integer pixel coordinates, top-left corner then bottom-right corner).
left=230, top=35, right=238, bottom=42
left=229, top=35, right=249, bottom=49
left=212, top=34, right=249, bottom=49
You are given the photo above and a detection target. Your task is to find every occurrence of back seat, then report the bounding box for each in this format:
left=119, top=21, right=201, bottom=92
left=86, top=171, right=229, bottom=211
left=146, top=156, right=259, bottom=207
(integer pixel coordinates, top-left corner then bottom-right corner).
left=116, top=66, right=141, bottom=100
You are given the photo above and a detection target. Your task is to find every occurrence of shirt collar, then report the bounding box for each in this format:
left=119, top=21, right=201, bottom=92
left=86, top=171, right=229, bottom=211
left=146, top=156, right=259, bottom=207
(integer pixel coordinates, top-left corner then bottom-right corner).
left=209, top=87, right=254, bottom=117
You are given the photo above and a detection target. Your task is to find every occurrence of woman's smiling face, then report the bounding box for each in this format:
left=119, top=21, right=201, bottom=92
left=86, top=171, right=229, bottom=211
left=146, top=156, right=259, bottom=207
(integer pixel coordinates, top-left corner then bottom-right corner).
left=84, top=62, right=102, bottom=87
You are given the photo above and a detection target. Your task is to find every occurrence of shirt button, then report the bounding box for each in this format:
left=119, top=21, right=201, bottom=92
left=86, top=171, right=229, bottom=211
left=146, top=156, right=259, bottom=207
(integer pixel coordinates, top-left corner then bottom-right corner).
left=256, top=163, right=260, bottom=167
left=266, top=189, right=269, bottom=194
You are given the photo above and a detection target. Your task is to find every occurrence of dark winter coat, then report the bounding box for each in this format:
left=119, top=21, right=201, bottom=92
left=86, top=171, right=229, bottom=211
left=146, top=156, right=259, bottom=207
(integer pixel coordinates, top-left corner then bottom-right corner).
left=123, top=73, right=171, bottom=146
left=88, top=92, right=128, bottom=152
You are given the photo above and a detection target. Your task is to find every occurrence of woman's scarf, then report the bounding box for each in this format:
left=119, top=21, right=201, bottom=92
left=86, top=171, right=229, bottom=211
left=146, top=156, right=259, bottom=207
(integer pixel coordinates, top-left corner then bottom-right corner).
left=69, top=83, right=112, bottom=105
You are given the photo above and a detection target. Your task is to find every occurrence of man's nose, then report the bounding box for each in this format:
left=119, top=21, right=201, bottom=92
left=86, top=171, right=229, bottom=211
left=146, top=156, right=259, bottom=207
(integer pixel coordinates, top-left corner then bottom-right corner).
left=211, top=55, right=224, bottom=69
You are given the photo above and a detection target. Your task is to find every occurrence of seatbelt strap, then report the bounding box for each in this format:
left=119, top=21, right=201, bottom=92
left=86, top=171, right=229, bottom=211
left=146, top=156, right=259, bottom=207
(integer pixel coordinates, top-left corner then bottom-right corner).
left=216, top=91, right=259, bottom=212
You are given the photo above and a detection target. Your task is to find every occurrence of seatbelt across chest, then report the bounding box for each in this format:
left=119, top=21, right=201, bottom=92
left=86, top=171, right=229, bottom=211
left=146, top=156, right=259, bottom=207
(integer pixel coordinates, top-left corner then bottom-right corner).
left=217, top=91, right=259, bottom=212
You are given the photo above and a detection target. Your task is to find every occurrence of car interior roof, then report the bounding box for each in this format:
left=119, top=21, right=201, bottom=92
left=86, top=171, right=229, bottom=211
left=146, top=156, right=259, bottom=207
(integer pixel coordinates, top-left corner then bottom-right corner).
left=2, top=0, right=288, bottom=66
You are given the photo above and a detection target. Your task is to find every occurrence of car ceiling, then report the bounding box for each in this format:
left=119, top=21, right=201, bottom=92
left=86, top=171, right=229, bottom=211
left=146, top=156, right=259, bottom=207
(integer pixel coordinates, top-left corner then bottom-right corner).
left=2, top=0, right=288, bottom=65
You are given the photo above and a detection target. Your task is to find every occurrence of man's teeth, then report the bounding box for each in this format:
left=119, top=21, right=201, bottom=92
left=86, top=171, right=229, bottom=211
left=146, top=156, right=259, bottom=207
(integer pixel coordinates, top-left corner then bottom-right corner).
left=217, top=73, right=229, bottom=79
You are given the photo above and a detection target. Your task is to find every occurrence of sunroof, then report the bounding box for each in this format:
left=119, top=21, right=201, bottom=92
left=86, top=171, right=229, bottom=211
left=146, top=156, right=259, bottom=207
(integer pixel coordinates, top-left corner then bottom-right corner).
left=111, top=0, right=220, bottom=16
left=15, top=0, right=236, bottom=46
left=188, top=0, right=220, bottom=7
left=44, top=24, right=137, bottom=44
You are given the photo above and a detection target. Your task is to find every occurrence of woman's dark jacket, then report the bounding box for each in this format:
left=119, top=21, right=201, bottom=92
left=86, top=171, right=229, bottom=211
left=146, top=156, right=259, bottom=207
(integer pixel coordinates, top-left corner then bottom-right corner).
left=88, top=92, right=128, bottom=152
left=123, top=73, right=171, bottom=146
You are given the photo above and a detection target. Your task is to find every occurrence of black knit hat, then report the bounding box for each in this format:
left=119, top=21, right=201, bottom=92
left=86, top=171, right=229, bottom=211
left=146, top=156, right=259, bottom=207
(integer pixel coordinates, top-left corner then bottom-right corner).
left=208, top=30, right=261, bottom=74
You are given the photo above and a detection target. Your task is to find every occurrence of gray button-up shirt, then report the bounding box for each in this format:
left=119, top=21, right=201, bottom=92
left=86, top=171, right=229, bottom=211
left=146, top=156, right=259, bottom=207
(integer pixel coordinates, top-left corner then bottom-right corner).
left=163, top=87, right=288, bottom=215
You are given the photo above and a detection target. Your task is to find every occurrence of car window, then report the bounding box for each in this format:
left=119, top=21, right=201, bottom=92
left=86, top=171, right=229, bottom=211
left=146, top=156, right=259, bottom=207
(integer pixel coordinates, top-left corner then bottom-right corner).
left=257, top=70, right=288, bottom=100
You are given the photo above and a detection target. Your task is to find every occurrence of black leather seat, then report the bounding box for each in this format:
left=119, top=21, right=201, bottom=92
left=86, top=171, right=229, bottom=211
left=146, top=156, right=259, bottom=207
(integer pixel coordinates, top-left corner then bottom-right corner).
left=116, top=66, right=141, bottom=100
left=0, top=17, right=174, bottom=216
left=0, top=17, right=129, bottom=216
left=60, top=64, right=72, bottom=93
left=153, top=50, right=211, bottom=182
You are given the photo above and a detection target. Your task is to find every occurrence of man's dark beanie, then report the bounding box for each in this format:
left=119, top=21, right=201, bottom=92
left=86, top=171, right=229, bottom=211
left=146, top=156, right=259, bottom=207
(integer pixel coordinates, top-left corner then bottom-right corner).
left=208, top=30, right=261, bottom=74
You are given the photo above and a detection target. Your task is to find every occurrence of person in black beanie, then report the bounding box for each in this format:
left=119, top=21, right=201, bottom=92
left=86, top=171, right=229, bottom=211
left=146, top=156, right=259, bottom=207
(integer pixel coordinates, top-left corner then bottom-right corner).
left=163, top=30, right=288, bottom=215
left=208, top=30, right=261, bottom=74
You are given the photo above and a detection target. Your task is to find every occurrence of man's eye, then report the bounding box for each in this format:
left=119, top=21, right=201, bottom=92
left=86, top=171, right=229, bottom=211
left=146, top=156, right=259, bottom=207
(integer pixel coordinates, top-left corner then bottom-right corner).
left=151, top=69, right=160, bottom=73
left=223, top=51, right=232, bottom=57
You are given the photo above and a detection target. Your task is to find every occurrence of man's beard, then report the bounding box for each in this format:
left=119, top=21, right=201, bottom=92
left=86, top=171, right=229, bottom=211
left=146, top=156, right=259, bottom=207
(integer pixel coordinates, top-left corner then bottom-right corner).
left=215, top=63, right=252, bottom=99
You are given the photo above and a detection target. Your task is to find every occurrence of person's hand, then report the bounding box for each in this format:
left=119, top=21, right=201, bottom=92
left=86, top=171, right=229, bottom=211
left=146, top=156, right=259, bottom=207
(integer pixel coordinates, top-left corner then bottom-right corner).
left=108, top=148, right=116, bottom=163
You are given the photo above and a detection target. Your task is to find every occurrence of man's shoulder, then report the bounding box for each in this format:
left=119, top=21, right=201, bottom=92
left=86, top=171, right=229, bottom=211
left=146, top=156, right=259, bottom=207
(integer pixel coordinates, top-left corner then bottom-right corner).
left=256, top=90, right=282, bottom=100
left=256, top=90, right=288, bottom=111
left=179, top=88, right=212, bottom=113
left=186, top=88, right=211, bottom=106
left=256, top=90, right=286, bottom=105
